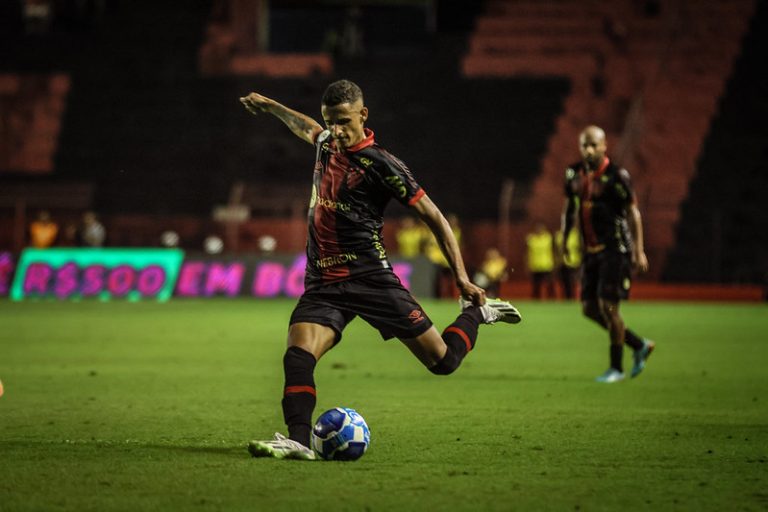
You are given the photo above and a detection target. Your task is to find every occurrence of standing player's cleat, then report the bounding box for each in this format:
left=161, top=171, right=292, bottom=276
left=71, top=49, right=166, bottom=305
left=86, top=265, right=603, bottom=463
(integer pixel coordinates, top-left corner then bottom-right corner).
left=595, top=368, right=625, bottom=383
left=248, top=433, right=316, bottom=460
left=460, top=297, right=522, bottom=324
left=631, top=339, right=656, bottom=378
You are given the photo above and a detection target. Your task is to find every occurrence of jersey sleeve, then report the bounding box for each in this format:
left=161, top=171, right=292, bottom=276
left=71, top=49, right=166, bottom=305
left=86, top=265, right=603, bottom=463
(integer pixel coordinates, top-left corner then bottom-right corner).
left=564, top=166, right=577, bottom=198
left=373, top=151, right=425, bottom=206
left=616, top=168, right=636, bottom=205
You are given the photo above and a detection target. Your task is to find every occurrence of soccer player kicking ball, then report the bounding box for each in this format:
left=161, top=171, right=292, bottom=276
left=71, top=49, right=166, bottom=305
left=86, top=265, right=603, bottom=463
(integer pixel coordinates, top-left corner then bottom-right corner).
left=240, top=80, right=521, bottom=460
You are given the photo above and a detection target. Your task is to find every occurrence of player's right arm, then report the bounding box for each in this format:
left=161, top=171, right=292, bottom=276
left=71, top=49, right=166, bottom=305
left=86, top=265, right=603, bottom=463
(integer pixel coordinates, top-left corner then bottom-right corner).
left=239, top=92, right=323, bottom=144
left=561, top=169, right=578, bottom=265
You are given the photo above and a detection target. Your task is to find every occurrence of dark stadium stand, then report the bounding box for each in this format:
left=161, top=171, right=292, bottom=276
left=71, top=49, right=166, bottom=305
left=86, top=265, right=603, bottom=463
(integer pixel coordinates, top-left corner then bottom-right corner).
left=2, top=0, right=567, bottom=223
left=1, top=0, right=765, bottom=286
left=663, top=0, right=768, bottom=284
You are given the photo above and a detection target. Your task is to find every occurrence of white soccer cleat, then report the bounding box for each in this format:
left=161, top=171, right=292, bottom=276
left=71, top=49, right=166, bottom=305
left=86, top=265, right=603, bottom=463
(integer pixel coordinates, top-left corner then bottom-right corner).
left=631, top=339, right=656, bottom=378
left=595, top=368, right=625, bottom=383
left=460, top=297, right=522, bottom=324
left=248, top=433, right=316, bottom=460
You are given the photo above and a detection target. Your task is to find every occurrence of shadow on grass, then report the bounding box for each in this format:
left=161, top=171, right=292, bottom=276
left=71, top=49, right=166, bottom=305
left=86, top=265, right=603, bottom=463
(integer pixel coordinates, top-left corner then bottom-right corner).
left=138, top=443, right=250, bottom=458
left=0, top=440, right=251, bottom=460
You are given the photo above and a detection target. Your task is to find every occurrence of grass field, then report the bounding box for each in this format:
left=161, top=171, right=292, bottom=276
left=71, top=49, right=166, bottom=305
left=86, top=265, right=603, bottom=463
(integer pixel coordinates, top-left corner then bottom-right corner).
left=1, top=298, right=766, bottom=511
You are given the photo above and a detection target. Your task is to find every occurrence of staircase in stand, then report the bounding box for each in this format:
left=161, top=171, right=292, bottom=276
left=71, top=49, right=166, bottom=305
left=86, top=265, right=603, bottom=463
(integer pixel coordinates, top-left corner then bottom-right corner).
left=462, top=0, right=755, bottom=279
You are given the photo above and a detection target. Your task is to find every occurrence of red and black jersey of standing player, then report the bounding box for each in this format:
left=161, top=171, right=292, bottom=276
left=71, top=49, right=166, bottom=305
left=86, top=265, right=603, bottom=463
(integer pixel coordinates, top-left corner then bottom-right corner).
left=304, top=128, right=425, bottom=289
left=564, top=157, right=636, bottom=254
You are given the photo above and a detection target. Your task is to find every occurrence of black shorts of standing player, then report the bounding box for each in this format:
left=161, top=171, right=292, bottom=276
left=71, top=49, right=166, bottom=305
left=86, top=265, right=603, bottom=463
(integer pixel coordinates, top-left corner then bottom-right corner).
left=290, top=270, right=434, bottom=343
left=580, top=250, right=632, bottom=302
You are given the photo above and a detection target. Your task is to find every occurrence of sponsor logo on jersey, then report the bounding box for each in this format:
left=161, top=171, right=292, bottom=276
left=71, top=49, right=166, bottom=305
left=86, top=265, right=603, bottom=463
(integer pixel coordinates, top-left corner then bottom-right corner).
left=371, top=231, right=386, bottom=259
left=384, top=175, right=407, bottom=198
left=315, top=253, right=358, bottom=269
left=408, top=309, right=425, bottom=324
left=315, top=196, right=351, bottom=212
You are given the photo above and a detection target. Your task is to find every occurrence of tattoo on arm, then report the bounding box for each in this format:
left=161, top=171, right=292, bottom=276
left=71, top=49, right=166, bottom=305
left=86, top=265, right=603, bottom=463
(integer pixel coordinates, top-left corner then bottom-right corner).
left=271, top=105, right=322, bottom=144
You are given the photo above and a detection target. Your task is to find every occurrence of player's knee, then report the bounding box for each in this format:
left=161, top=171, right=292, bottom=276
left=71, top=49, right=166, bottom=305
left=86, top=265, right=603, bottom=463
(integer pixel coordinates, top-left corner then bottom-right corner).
left=582, top=301, right=600, bottom=321
left=428, top=350, right=460, bottom=375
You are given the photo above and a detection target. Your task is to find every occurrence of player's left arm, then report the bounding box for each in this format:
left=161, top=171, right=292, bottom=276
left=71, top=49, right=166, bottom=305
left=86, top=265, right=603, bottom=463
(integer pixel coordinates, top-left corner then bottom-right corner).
left=618, top=168, right=648, bottom=273
left=627, top=197, right=649, bottom=273
left=411, top=194, right=486, bottom=305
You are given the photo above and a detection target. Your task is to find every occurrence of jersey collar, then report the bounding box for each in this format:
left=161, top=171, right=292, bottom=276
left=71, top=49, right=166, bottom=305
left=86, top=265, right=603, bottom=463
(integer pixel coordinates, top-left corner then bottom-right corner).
left=588, top=156, right=610, bottom=178
left=346, top=128, right=375, bottom=153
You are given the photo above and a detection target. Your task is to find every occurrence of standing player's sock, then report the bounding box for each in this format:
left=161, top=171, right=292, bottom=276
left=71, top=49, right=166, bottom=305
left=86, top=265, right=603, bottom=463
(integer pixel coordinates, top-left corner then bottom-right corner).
left=281, top=346, right=317, bottom=447
left=429, top=309, right=482, bottom=375
left=624, top=328, right=644, bottom=350
left=610, top=344, right=624, bottom=372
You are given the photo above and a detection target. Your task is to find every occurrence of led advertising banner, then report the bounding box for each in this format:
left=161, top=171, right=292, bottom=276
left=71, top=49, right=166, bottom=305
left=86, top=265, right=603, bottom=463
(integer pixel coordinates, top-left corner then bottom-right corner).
left=10, top=248, right=184, bottom=301
left=176, top=254, right=435, bottom=298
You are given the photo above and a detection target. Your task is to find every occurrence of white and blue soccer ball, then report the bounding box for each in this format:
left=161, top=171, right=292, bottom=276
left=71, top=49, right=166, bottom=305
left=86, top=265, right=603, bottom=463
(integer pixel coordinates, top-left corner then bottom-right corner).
left=311, top=407, right=370, bottom=461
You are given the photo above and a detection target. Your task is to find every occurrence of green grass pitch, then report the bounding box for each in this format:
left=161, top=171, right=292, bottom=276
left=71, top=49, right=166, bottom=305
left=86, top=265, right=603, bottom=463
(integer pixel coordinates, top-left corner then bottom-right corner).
left=1, top=299, right=766, bottom=511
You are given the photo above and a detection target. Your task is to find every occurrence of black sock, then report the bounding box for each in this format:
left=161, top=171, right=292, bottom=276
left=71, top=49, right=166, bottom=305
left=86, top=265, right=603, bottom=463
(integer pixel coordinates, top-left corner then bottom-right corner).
left=624, top=328, right=644, bottom=350
left=281, top=346, right=316, bottom=447
left=610, top=344, right=624, bottom=372
left=429, top=310, right=481, bottom=375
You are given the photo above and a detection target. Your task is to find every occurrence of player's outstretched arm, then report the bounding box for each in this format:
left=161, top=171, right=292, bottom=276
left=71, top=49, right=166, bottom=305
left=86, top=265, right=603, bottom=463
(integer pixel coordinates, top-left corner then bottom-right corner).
left=239, top=92, right=323, bottom=145
left=411, top=194, right=486, bottom=306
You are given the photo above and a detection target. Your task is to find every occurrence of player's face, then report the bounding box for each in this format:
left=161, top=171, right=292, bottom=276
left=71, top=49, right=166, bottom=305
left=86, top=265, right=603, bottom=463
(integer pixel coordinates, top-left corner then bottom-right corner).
left=579, top=131, right=607, bottom=170
left=321, top=99, right=368, bottom=150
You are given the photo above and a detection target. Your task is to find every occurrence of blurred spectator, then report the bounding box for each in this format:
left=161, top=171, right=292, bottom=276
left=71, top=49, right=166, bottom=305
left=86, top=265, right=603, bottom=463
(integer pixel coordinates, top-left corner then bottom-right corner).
left=23, top=0, right=52, bottom=34
left=258, top=235, right=277, bottom=254
left=77, top=211, right=106, bottom=247
left=425, top=213, right=461, bottom=297
left=473, top=247, right=508, bottom=298
left=339, top=6, right=365, bottom=58
left=160, top=230, right=180, bottom=248
left=61, top=222, right=79, bottom=247
left=526, top=222, right=556, bottom=299
left=204, top=235, right=224, bottom=255
left=324, top=6, right=365, bottom=59
left=555, top=228, right=582, bottom=299
left=395, top=216, right=424, bottom=258
left=29, top=210, right=58, bottom=248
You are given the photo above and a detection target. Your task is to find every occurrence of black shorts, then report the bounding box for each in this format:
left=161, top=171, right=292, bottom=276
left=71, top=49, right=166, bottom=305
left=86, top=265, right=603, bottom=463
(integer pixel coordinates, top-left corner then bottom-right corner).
left=290, top=271, right=433, bottom=343
left=580, top=250, right=631, bottom=302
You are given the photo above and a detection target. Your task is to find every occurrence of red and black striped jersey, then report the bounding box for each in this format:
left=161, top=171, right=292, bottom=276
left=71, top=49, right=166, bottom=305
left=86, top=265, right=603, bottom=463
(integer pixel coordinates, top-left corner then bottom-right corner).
left=304, top=128, right=425, bottom=288
left=564, top=157, right=635, bottom=254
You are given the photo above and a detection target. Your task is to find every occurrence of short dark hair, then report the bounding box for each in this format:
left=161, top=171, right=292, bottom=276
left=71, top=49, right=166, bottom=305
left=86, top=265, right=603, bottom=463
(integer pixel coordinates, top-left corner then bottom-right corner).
left=322, top=79, right=363, bottom=107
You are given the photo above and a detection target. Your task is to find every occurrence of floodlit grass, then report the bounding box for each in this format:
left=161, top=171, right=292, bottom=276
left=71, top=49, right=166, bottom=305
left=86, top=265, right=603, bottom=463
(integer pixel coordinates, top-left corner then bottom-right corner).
left=1, top=299, right=766, bottom=511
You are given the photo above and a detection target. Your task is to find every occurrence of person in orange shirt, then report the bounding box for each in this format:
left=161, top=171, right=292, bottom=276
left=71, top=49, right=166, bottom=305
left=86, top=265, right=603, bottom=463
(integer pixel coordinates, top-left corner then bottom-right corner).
left=29, top=210, right=59, bottom=248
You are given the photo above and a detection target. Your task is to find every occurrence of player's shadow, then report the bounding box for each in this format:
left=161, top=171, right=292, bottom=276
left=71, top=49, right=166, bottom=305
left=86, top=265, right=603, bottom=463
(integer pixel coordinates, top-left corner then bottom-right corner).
left=139, top=444, right=249, bottom=459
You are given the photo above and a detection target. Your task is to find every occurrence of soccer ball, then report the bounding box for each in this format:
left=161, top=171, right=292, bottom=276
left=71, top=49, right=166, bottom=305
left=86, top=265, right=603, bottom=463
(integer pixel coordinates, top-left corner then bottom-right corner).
left=311, top=407, right=370, bottom=461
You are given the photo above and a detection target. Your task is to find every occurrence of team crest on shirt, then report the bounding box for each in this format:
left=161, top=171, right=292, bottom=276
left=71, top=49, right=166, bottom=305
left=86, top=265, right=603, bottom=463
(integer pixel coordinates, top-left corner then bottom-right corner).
left=346, top=167, right=366, bottom=189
